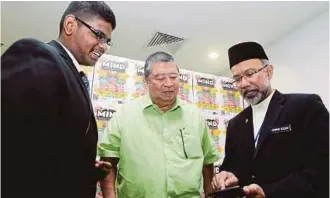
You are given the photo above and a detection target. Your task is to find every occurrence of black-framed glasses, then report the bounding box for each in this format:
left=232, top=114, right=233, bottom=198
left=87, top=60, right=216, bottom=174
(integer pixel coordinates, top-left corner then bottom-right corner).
left=75, top=16, right=112, bottom=47
left=231, top=64, right=269, bottom=86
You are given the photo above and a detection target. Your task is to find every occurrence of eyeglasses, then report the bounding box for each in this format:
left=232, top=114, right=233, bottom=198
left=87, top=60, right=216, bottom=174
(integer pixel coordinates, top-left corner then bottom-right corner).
left=75, top=16, right=112, bottom=47
left=231, top=64, right=269, bottom=86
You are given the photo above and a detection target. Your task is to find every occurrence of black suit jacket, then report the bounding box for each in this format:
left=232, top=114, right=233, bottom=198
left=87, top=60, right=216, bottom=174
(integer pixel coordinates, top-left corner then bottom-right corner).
left=1, top=38, right=100, bottom=198
left=221, top=90, right=329, bottom=198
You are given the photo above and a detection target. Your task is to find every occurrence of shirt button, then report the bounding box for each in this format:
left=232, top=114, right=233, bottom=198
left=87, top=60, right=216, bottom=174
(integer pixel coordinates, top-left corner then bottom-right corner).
left=252, top=175, right=256, bottom=179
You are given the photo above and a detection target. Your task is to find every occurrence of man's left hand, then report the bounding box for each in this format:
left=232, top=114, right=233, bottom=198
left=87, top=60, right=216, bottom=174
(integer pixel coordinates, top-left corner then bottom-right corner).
left=243, top=184, right=265, bottom=198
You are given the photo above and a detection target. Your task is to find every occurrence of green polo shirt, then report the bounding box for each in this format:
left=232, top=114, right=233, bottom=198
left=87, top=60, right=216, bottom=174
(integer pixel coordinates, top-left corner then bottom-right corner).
left=98, top=94, right=219, bottom=198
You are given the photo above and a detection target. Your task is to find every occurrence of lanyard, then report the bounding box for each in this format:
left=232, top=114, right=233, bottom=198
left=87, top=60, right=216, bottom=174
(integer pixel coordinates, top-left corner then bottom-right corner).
left=254, top=130, right=261, bottom=147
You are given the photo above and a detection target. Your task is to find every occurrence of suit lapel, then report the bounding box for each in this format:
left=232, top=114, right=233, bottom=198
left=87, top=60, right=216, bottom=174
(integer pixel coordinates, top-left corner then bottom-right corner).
left=48, top=40, right=91, bottom=101
left=237, top=106, right=255, bottom=156
left=253, top=90, right=285, bottom=159
left=245, top=107, right=256, bottom=156
left=48, top=40, right=98, bottom=135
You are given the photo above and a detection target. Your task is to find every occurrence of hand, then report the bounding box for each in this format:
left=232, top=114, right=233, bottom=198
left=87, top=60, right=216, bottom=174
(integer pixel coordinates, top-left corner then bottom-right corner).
left=211, top=171, right=238, bottom=190
left=95, top=160, right=112, bottom=175
left=243, top=184, right=265, bottom=198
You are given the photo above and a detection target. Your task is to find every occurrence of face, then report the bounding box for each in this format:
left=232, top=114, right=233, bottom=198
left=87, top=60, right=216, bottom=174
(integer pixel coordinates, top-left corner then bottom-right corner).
left=146, top=62, right=179, bottom=104
left=63, top=15, right=113, bottom=66
left=231, top=59, right=273, bottom=105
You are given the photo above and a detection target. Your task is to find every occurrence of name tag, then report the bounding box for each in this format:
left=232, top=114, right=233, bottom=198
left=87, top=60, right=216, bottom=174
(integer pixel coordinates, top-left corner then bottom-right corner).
left=271, top=124, right=292, bottom=133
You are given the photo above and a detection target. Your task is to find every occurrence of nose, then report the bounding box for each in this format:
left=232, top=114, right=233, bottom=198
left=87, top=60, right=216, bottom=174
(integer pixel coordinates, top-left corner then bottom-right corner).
left=164, top=76, right=174, bottom=87
left=238, top=76, right=250, bottom=89
left=98, top=42, right=109, bottom=51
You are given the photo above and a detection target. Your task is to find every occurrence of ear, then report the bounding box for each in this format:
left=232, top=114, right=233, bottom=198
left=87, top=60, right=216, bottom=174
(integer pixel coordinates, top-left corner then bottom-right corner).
left=144, top=76, right=149, bottom=85
left=267, top=64, right=274, bottom=80
left=63, top=15, right=77, bottom=36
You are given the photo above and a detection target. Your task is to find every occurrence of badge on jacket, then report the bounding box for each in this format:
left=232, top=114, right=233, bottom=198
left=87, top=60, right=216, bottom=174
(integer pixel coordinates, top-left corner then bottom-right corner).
left=270, top=124, right=292, bottom=133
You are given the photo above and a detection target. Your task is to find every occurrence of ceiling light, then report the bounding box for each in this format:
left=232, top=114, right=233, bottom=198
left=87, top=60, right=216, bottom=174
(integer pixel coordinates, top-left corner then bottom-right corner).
left=208, top=52, right=219, bottom=60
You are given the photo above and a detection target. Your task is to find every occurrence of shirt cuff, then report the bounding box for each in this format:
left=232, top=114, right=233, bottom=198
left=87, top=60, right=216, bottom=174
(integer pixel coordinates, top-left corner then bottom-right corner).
left=97, top=148, right=120, bottom=158
left=204, top=153, right=220, bottom=165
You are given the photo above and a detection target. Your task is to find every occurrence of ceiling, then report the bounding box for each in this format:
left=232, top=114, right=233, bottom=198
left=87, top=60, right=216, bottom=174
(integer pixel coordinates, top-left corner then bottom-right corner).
left=1, top=1, right=329, bottom=77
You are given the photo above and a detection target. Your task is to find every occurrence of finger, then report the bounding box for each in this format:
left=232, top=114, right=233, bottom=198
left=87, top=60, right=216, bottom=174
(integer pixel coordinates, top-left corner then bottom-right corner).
left=99, top=162, right=112, bottom=171
left=213, top=173, right=222, bottom=189
left=104, top=161, right=111, bottom=166
left=217, top=171, right=228, bottom=190
left=95, top=161, right=101, bottom=167
left=103, top=161, right=112, bottom=167
left=95, top=161, right=110, bottom=169
left=248, top=184, right=259, bottom=192
left=243, top=184, right=259, bottom=196
left=221, top=172, right=232, bottom=189
left=242, top=186, right=250, bottom=195
left=211, top=177, right=217, bottom=190
left=224, top=175, right=238, bottom=187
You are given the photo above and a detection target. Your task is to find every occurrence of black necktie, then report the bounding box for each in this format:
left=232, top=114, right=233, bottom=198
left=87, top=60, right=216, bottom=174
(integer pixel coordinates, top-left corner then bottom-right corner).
left=79, top=71, right=90, bottom=93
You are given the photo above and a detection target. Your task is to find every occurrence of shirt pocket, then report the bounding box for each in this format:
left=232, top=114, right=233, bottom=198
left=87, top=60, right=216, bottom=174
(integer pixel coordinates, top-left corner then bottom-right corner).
left=175, top=129, right=203, bottom=159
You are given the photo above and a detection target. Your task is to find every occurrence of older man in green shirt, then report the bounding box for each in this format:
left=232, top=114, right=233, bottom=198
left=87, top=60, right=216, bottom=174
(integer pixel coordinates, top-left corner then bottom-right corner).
left=98, top=51, right=220, bottom=198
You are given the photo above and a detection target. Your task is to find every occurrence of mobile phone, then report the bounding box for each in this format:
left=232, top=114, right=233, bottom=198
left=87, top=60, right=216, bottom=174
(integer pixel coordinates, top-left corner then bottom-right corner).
left=207, top=185, right=245, bottom=198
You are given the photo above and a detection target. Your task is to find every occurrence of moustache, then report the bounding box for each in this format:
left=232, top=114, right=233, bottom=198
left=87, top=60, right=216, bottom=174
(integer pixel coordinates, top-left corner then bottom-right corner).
left=243, top=89, right=259, bottom=97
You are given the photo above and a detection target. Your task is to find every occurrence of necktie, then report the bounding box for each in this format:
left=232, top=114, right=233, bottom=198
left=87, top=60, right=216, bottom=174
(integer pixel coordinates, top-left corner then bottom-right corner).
left=79, top=71, right=90, bottom=94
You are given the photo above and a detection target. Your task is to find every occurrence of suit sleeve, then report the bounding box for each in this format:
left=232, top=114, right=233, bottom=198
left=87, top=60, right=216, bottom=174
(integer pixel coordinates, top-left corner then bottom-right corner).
left=220, top=120, right=238, bottom=174
left=262, top=94, right=329, bottom=198
left=1, top=39, right=68, bottom=193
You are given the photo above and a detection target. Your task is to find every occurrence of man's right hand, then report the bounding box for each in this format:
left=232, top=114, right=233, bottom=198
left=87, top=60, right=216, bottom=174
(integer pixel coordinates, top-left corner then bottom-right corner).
left=211, top=171, right=239, bottom=190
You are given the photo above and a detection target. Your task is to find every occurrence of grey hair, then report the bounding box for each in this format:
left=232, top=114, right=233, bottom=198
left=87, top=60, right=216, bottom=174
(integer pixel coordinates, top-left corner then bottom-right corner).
left=261, top=59, right=270, bottom=66
left=144, top=51, right=179, bottom=78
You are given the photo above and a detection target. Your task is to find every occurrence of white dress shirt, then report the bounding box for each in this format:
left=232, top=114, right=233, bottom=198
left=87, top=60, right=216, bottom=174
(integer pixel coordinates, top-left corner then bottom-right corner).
left=251, top=89, right=275, bottom=147
left=56, top=40, right=82, bottom=72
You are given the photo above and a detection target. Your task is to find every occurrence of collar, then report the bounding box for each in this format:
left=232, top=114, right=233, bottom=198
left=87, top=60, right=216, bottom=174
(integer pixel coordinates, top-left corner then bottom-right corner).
left=55, top=40, right=82, bottom=72
left=141, top=92, right=183, bottom=112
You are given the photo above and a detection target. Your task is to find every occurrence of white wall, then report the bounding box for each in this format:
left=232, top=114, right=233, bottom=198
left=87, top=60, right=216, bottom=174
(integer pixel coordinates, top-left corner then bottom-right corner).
left=266, top=10, right=329, bottom=109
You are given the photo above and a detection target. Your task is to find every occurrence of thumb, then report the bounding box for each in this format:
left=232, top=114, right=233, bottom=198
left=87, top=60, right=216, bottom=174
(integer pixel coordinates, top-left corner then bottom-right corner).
left=242, top=186, right=250, bottom=195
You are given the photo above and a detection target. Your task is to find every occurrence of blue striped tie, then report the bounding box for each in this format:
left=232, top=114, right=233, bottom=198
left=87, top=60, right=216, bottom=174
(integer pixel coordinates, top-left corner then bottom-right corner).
left=80, top=71, right=90, bottom=93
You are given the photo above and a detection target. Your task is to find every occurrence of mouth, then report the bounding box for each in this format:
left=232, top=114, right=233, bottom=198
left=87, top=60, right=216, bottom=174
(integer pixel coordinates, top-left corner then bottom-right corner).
left=244, top=90, right=258, bottom=98
left=163, top=91, right=174, bottom=94
left=91, top=51, right=103, bottom=61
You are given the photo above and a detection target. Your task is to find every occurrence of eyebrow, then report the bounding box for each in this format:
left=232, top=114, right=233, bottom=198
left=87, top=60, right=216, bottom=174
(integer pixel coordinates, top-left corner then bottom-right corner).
left=75, top=16, right=111, bottom=43
left=155, top=72, right=179, bottom=76
left=232, top=68, right=257, bottom=77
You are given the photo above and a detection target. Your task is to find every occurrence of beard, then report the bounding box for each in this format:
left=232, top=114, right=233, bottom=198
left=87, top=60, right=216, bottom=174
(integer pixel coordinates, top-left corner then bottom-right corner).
left=242, top=86, right=271, bottom=105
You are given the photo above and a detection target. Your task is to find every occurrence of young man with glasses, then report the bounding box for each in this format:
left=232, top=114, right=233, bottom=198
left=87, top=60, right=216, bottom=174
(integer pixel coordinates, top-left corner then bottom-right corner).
left=211, top=42, right=329, bottom=198
left=2, top=2, right=116, bottom=198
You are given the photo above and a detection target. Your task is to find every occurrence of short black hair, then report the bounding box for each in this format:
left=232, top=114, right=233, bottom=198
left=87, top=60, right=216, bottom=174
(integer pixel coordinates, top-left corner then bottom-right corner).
left=59, top=1, right=116, bottom=35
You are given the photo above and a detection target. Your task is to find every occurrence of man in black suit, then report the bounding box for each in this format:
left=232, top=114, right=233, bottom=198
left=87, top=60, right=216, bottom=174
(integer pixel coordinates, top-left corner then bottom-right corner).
left=211, top=42, right=329, bottom=198
left=1, top=2, right=116, bottom=198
